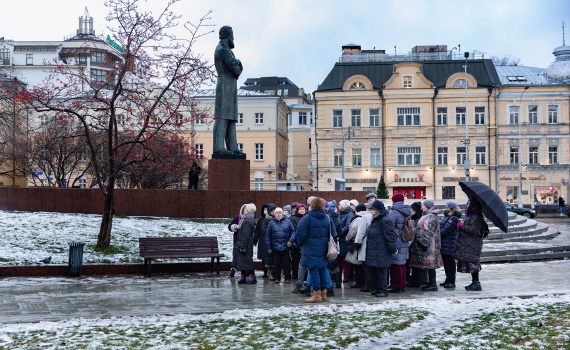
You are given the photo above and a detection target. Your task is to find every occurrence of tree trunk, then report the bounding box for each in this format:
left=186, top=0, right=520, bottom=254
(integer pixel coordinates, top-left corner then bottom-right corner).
left=97, top=190, right=115, bottom=249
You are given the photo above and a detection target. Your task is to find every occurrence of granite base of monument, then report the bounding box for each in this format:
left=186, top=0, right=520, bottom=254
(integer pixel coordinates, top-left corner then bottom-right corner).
left=208, top=158, right=250, bottom=190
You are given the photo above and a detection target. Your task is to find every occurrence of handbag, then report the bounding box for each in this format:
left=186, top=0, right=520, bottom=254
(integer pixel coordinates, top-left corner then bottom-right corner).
left=326, top=219, right=339, bottom=260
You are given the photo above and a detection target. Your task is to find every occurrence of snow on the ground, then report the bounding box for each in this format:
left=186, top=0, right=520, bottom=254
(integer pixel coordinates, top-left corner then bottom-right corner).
left=0, top=210, right=233, bottom=265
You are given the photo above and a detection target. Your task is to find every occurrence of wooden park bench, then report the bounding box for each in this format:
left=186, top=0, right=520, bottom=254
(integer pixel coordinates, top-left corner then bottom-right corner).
left=139, top=236, right=225, bottom=276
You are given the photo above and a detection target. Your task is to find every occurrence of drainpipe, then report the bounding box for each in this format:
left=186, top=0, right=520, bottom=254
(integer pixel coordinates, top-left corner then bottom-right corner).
left=379, top=89, right=386, bottom=188
left=431, top=87, right=438, bottom=199
left=486, top=87, right=492, bottom=188
left=313, top=91, right=319, bottom=191
left=494, top=86, right=502, bottom=192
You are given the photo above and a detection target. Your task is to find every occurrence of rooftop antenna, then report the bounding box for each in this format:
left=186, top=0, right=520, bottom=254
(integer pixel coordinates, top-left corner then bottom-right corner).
left=563, top=21, right=566, bottom=46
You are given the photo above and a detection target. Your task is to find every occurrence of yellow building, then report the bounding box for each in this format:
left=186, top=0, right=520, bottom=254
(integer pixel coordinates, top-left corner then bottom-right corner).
left=313, top=44, right=570, bottom=203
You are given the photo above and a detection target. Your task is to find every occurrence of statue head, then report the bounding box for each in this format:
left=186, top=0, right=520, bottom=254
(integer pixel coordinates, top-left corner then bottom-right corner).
left=219, top=26, right=234, bottom=49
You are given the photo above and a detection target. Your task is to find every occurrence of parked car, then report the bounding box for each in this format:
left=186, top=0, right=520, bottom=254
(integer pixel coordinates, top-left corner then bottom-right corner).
left=504, top=202, right=536, bottom=218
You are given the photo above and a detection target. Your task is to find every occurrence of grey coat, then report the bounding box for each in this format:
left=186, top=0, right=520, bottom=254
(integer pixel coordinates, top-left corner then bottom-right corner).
left=389, top=203, right=412, bottom=265
left=234, top=214, right=256, bottom=271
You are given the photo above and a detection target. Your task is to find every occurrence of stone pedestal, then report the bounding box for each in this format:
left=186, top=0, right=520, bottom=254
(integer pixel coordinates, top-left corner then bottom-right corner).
left=208, top=158, right=250, bottom=190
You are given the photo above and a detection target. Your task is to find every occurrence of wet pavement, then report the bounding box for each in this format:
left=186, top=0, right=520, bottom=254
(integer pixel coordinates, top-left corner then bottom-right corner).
left=0, top=217, right=569, bottom=325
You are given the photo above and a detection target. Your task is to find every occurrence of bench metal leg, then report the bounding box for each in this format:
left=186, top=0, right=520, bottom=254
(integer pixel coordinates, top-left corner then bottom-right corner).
left=216, top=257, right=220, bottom=275
left=210, top=257, right=214, bottom=274
left=145, top=258, right=152, bottom=277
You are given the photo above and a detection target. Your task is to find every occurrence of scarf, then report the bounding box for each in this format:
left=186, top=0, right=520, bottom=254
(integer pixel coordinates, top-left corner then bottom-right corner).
left=238, top=212, right=254, bottom=229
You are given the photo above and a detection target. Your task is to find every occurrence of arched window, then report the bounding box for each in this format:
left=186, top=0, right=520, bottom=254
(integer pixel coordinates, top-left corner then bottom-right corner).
left=452, top=79, right=469, bottom=88
left=349, top=81, right=366, bottom=90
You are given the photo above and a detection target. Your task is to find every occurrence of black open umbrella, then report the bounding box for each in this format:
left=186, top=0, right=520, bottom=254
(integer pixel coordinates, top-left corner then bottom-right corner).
left=459, top=181, right=509, bottom=232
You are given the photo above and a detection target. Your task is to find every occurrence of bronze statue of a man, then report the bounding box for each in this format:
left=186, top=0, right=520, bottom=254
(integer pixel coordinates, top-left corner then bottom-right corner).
left=213, top=26, right=244, bottom=156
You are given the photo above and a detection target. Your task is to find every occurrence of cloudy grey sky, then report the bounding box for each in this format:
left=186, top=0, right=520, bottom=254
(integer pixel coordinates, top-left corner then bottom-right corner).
left=1, top=0, right=568, bottom=93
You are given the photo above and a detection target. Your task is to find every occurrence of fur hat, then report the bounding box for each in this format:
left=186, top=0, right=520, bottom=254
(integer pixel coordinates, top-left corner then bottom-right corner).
left=411, top=201, right=422, bottom=213
left=392, top=193, right=405, bottom=203
left=339, top=200, right=350, bottom=209
left=244, top=203, right=256, bottom=213
left=366, top=192, right=377, bottom=200
left=446, top=201, right=458, bottom=210
left=366, top=199, right=385, bottom=211
left=349, top=199, right=359, bottom=207
left=423, top=200, right=435, bottom=209
left=274, top=207, right=283, bottom=214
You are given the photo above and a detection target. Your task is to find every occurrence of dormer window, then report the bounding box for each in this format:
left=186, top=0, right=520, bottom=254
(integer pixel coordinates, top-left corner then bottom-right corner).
left=452, top=79, right=469, bottom=88
left=349, top=82, right=366, bottom=90
left=403, top=75, right=413, bottom=88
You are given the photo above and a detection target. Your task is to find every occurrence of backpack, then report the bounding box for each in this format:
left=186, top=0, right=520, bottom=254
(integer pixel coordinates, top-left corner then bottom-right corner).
left=396, top=215, right=416, bottom=242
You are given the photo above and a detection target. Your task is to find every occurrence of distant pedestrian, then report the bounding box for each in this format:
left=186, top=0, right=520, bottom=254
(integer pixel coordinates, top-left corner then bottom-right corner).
left=454, top=197, right=486, bottom=291
left=188, top=161, right=201, bottom=189
left=559, top=196, right=565, bottom=216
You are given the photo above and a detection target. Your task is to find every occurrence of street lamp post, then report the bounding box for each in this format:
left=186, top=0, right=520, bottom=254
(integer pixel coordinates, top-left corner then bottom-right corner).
left=518, top=86, right=530, bottom=208
left=463, top=52, right=471, bottom=181
left=341, top=126, right=354, bottom=180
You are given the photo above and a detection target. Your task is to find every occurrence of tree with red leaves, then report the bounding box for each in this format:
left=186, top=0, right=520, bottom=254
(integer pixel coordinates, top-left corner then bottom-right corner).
left=21, top=0, right=215, bottom=249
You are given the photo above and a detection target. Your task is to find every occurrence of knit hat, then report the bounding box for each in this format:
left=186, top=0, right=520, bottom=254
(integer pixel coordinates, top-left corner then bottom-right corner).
left=283, top=204, right=292, bottom=213
left=296, top=204, right=306, bottom=211
left=274, top=207, right=283, bottom=214
left=291, top=202, right=299, bottom=209
left=349, top=199, right=359, bottom=207
left=339, top=200, right=350, bottom=209
left=244, top=203, right=256, bottom=213
left=446, top=201, right=458, bottom=210
left=328, top=200, right=337, bottom=212
left=307, top=196, right=316, bottom=207
left=366, top=192, right=377, bottom=200
left=423, top=200, right=435, bottom=209
left=366, top=199, right=385, bottom=211
left=355, top=204, right=367, bottom=212
left=392, top=193, right=405, bottom=203
left=323, top=200, right=329, bottom=209
left=411, top=201, right=422, bottom=213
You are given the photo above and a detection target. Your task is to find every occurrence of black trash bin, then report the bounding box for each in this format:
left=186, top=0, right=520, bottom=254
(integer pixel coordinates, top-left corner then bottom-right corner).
left=68, top=242, right=85, bottom=277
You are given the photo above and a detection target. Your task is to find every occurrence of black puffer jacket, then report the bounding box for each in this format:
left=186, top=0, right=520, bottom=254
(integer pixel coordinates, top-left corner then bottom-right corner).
left=365, top=209, right=398, bottom=268
left=453, top=211, right=485, bottom=263
left=439, top=209, right=462, bottom=256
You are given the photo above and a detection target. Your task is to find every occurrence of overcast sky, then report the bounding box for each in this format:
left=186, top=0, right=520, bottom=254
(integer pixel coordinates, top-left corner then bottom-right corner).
left=1, top=0, right=568, bottom=93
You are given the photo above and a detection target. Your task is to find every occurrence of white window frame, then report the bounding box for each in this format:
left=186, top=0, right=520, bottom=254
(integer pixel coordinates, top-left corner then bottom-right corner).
left=369, top=108, right=380, bottom=127
left=237, top=113, right=244, bottom=125
left=254, top=183, right=264, bottom=191
left=528, top=146, right=538, bottom=165
left=437, top=147, right=448, bottom=165
left=255, top=113, right=264, bottom=124
left=370, top=148, right=380, bottom=166
left=509, top=105, right=520, bottom=125
left=528, top=105, right=538, bottom=124
left=436, top=107, right=448, bottom=126
left=352, top=148, right=362, bottom=167
left=474, top=106, right=485, bottom=125
left=333, top=109, right=343, bottom=128
left=510, top=146, right=519, bottom=165
left=26, top=54, right=33, bottom=65
left=195, top=144, right=204, bottom=159
left=456, top=146, right=466, bottom=165
left=77, top=177, right=87, bottom=188
left=351, top=109, right=361, bottom=127
left=403, top=75, right=413, bottom=89
left=255, top=143, right=264, bottom=160
left=299, top=112, right=307, bottom=125
left=397, top=147, right=421, bottom=165
left=397, top=107, right=420, bottom=126
left=475, top=146, right=487, bottom=165
left=333, top=149, right=343, bottom=167
left=547, top=105, right=559, bottom=124
left=548, top=146, right=558, bottom=164
left=455, top=107, right=466, bottom=125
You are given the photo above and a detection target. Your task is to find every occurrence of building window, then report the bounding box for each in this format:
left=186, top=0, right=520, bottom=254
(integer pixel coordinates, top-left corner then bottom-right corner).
left=509, top=106, right=520, bottom=124
left=506, top=186, right=519, bottom=202
left=442, top=186, right=455, bottom=199
left=255, top=113, right=264, bottom=124
left=456, top=146, right=466, bottom=165
left=397, top=147, right=421, bottom=165
left=283, top=89, right=288, bottom=96
left=528, top=146, right=538, bottom=164
left=510, top=146, right=519, bottom=164
left=452, top=79, right=469, bottom=88
left=238, top=143, right=243, bottom=152
left=333, top=149, right=343, bottom=167
left=369, top=109, right=380, bottom=127
left=255, top=143, right=263, bottom=160
left=547, top=105, right=558, bottom=124
left=40, top=115, right=49, bottom=126
left=474, top=106, right=485, bottom=125
left=528, top=105, right=538, bottom=124
left=78, top=177, right=87, bottom=188
left=437, top=147, right=448, bottom=165
left=255, top=183, right=264, bottom=191
left=237, top=113, right=244, bottom=124
left=299, top=112, right=307, bottom=125
left=349, top=82, right=365, bottom=90
left=309, top=112, right=314, bottom=125
left=26, top=54, right=33, bottom=65
left=455, top=107, right=466, bottom=125
left=549, top=146, right=558, bottom=164
left=403, top=75, right=413, bottom=88
left=0, top=48, right=10, bottom=65
left=333, top=109, right=343, bottom=128
left=91, top=69, right=107, bottom=85
left=117, top=114, right=126, bottom=126
left=195, top=144, right=204, bottom=159
left=370, top=148, right=380, bottom=166
left=351, top=109, right=361, bottom=127
left=352, top=149, right=362, bottom=167
left=436, top=107, right=448, bottom=126
left=397, top=107, right=420, bottom=126
left=475, top=146, right=487, bottom=165
left=309, top=138, right=311, bottom=150
left=92, top=52, right=105, bottom=63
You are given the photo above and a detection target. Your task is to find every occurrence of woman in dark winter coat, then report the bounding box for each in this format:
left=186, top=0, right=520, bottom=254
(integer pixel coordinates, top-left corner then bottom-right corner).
left=289, top=204, right=306, bottom=284
left=409, top=200, right=441, bottom=292
left=228, top=204, right=247, bottom=277
left=265, top=207, right=295, bottom=283
left=454, top=197, right=487, bottom=291
left=388, top=193, right=411, bottom=293
left=407, top=201, right=427, bottom=287
left=295, top=197, right=336, bottom=303
left=337, top=200, right=355, bottom=283
left=254, top=203, right=276, bottom=278
left=439, top=201, right=462, bottom=288
left=235, top=203, right=257, bottom=284
left=365, top=200, right=398, bottom=297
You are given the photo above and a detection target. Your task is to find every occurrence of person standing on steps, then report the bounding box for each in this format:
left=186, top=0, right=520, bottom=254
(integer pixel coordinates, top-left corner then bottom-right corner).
left=559, top=196, right=565, bottom=216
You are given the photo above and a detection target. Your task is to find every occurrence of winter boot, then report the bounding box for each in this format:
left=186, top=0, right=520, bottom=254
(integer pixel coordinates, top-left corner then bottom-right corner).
left=229, top=268, right=236, bottom=278
left=326, top=287, right=334, bottom=297
left=291, top=284, right=302, bottom=293
left=246, top=275, right=257, bottom=285
left=335, top=272, right=342, bottom=288
left=465, top=281, right=482, bottom=291
left=304, top=289, right=322, bottom=303
left=237, top=273, right=247, bottom=284
left=300, top=285, right=312, bottom=296
left=320, top=289, right=328, bottom=302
